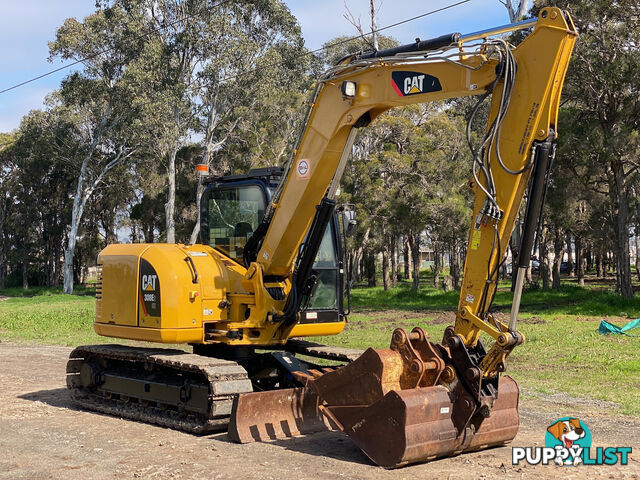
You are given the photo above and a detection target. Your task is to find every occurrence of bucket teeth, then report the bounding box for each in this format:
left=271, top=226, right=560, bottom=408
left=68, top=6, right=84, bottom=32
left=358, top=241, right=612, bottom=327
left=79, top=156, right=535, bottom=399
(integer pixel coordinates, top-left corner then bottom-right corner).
left=228, top=387, right=337, bottom=443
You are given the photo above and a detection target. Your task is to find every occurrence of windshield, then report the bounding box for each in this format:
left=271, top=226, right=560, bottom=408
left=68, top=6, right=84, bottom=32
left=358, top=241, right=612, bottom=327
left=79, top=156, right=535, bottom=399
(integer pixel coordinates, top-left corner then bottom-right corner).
left=205, top=182, right=340, bottom=311
left=207, top=185, right=266, bottom=260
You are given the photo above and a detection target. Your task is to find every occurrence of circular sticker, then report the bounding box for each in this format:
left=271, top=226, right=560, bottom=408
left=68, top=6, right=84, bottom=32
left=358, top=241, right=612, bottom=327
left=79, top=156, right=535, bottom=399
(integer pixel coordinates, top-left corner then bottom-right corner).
left=297, top=159, right=309, bottom=177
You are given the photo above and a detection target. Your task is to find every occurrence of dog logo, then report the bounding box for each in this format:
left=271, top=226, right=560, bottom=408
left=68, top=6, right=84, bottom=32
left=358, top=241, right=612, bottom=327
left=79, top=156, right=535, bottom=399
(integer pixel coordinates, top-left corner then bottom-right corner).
left=513, top=416, right=632, bottom=467
left=546, top=418, right=589, bottom=465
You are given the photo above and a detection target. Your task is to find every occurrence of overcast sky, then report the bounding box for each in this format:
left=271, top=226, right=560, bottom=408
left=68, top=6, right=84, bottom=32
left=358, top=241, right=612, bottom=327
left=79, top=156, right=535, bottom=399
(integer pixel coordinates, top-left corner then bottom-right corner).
left=0, top=0, right=512, bottom=133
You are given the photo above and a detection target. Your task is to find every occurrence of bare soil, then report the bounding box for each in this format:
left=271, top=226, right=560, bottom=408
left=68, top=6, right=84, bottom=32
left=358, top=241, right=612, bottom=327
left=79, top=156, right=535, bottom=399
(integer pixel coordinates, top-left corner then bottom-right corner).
left=0, top=342, right=638, bottom=480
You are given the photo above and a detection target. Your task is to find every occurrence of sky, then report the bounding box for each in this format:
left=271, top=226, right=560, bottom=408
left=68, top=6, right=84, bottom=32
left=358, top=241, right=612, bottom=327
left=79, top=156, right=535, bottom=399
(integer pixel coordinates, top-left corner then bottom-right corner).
left=0, top=0, right=514, bottom=133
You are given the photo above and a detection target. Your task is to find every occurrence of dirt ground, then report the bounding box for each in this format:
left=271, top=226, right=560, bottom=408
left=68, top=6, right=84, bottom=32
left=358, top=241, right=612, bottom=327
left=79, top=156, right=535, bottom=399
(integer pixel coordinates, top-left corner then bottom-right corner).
left=0, top=342, right=638, bottom=480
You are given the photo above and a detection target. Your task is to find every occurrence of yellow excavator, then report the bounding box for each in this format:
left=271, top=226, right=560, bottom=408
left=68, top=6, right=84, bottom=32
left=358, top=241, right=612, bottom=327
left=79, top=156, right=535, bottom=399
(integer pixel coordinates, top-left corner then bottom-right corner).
left=67, top=8, right=576, bottom=468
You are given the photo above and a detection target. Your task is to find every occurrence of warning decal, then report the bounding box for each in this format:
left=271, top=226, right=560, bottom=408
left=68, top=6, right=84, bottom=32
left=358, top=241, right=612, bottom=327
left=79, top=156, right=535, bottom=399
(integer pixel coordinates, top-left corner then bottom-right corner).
left=296, top=159, right=310, bottom=179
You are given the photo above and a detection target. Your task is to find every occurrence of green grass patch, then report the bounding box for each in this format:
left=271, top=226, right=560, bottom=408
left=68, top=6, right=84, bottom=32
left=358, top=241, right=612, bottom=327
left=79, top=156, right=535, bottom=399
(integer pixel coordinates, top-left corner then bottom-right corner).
left=0, top=293, right=104, bottom=345
left=351, top=279, right=640, bottom=318
left=0, top=284, right=96, bottom=297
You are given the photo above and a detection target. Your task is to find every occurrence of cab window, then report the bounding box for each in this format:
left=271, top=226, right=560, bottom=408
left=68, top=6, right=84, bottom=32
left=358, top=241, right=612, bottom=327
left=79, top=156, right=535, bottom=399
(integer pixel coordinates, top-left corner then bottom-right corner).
left=308, top=226, right=339, bottom=310
left=207, top=185, right=266, bottom=260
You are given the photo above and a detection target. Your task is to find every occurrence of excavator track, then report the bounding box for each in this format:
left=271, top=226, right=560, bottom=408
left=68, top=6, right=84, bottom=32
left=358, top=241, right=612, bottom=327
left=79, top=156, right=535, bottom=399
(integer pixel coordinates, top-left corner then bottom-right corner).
left=66, top=344, right=253, bottom=433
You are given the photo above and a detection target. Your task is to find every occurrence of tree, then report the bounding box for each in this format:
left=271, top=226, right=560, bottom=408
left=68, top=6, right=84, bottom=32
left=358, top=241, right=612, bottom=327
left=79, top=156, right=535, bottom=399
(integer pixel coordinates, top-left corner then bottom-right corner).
left=499, top=0, right=531, bottom=22
left=541, top=0, right=640, bottom=297
left=50, top=5, right=144, bottom=293
left=0, top=132, right=15, bottom=288
left=188, top=0, right=309, bottom=243
left=0, top=109, right=79, bottom=289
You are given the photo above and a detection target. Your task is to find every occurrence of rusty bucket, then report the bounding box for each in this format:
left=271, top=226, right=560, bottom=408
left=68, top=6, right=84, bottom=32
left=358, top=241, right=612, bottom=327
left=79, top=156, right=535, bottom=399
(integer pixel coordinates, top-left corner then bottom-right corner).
left=228, top=387, right=336, bottom=443
left=305, top=335, right=519, bottom=468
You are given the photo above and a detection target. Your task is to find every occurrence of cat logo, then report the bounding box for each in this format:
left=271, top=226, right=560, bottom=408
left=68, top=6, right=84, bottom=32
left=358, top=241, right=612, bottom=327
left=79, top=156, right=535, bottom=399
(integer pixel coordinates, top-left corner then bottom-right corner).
left=392, top=71, right=442, bottom=97
left=142, top=274, right=157, bottom=291
left=139, top=259, right=161, bottom=317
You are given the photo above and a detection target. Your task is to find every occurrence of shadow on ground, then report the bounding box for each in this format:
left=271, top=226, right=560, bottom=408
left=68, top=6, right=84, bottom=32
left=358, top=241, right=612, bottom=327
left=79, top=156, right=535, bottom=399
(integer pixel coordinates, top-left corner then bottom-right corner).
left=18, top=388, right=78, bottom=410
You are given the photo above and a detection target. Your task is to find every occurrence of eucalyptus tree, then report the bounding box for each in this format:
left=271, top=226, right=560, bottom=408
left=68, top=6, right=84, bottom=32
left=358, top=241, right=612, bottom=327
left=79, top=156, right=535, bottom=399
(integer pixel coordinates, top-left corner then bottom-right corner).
left=0, top=133, right=14, bottom=288
left=50, top=4, right=145, bottom=293
left=541, top=0, right=640, bottom=297
left=187, top=0, right=309, bottom=244
left=103, top=0, right=306, bottom=244
left=0, top=109, right=79, bottom=289
left=499, top=0, right=531, bottom=22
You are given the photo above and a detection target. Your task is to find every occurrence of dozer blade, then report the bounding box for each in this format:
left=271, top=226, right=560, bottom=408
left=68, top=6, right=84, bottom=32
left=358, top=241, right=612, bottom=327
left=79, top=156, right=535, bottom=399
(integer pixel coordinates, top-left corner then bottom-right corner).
left=228, top=387, right=337, bottom=443
left=306, top=343, right=519, bottom=468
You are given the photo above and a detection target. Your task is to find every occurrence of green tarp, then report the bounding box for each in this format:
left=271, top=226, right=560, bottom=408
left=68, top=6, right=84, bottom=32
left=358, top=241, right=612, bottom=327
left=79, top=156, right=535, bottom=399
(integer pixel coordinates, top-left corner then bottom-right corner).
left=598, top=318, right=640, bottom=337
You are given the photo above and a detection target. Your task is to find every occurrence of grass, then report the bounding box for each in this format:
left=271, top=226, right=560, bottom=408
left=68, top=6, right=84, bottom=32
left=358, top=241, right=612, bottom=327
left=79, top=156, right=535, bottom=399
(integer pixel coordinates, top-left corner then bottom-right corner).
left=0, top=293, right=103, bottom=345
left=0, top=284, right=96, bottom=297
left=1, top=274, right=639, bottom=416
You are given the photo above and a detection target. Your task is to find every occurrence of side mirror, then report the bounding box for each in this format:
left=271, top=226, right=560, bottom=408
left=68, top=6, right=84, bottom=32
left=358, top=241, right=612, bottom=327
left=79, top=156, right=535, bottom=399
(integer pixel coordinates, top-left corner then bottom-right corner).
left=342, top=210, right=357, bottom=237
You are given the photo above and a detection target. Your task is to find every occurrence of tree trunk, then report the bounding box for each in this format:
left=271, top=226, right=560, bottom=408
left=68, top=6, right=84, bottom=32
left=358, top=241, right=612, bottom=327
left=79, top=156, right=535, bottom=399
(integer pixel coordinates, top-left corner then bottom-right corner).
left=576, top=235, right=585, bottom=286
left=408, top=233, right=421, bottom=292
left=403, top=238, right=412, bottom=280
left=539, top=225, right=551, bottom=290
left=609, top=159, right=633, bottom=298
left=351, top=247, right=363, bottom=286
left=64, top=157, right=91, bottom=294
left=451, top=242, right=461, bottom=290
left=566, top=234, right=574, bottom=277
left=552, top=227, right=564, bottom=290
left=0, top=201, right=4, bottom=289
left=369, top=0, right=379, bottom=50
left=62, top=107, right=120, bottom=294
left=382, top=245, right=391, bottom=291
left=433, top=246, right=441, bottom=290
left=165, top=144, right=178, bottom=244
left=22, top=261, right=28, bottom=290
left=350, top=227, right=370, bottom=288
left=504, top=0, right=530, bottom=22
left=189, top=178, right=205, bottom=245
left=510, top=234, right=519, bottom=292
left=637, top=237, right=640, bottom=282
left=390, top=236, right=398, bottom=288
left=365, top=249, right=376, bottom=287
left=596, top=249, right=603, bottom=278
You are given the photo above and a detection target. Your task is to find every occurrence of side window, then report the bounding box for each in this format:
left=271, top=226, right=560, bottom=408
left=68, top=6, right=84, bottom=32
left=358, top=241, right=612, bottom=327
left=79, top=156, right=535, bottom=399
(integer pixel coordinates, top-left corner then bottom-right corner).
left=308, top=226, right=339, bottom=310
left=207, top=185, right=266, bottom=260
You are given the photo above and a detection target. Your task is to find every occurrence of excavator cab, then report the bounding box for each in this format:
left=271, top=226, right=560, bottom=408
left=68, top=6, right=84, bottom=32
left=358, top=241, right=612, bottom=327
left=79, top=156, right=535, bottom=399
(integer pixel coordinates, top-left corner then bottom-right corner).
left=199, top=167, right=347, bottom=325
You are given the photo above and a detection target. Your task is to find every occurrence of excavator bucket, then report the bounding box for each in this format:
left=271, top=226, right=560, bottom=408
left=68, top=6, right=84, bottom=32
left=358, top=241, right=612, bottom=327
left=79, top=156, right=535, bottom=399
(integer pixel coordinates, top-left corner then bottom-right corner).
left=228, top=387, right=336, bottom=443
left=304, top=328, right=520, bottom=468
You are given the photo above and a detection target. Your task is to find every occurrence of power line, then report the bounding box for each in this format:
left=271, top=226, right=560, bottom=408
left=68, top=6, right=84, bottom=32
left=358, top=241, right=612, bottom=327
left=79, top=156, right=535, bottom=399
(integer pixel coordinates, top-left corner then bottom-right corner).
left=0, top=0, right=236, bottom=96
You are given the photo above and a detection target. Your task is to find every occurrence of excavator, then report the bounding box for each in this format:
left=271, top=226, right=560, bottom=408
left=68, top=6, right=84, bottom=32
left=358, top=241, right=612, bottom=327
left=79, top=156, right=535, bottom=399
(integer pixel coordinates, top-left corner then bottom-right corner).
left=66, top=8, right=576, bottom=468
